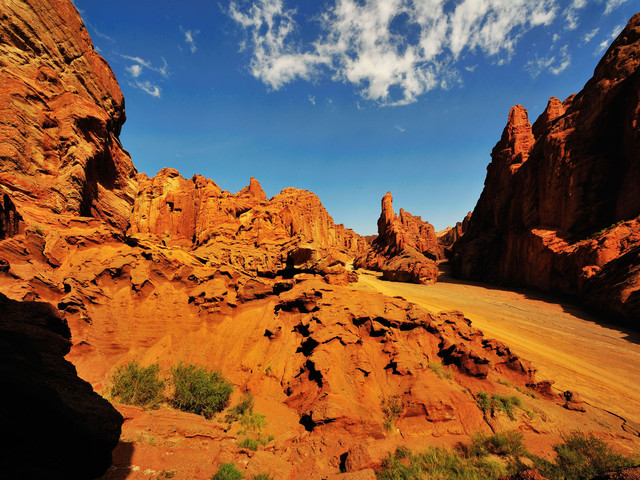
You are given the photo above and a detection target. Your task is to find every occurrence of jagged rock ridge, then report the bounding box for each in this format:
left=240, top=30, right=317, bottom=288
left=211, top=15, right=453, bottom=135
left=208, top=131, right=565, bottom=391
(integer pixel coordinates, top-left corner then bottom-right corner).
left=451, top=14, right=640, bottom=326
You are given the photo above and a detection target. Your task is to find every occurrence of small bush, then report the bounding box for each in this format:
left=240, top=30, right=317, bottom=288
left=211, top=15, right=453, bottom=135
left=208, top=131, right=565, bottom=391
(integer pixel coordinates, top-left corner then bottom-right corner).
left=251, top=474, right=273, bottom=480
left=463, top=431, right=526, bottom=458
left=382, top=395, right=404, bottom=431
left=537, top=432, right=637, bottom=480
left=227, top=393, right=255, bottom=421
left=238, top=437, right=260, bottom=451
left=171, top=362, right=233, bottom=419
left=211, top=463, right=243, bottom=480
left=476, top=392, right=526, bottom=420
left=110, top=362, right=164, bottom=408
left=429, top=361, right=453, bottom=380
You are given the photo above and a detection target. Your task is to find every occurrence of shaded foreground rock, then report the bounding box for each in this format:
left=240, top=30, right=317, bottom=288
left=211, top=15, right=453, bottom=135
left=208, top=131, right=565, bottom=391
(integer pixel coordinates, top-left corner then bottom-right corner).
left=356, top=192, right=440, bottom=284
left=451, top=14, right=640, bottom=326
left=0, top=293, right=123, bottom=479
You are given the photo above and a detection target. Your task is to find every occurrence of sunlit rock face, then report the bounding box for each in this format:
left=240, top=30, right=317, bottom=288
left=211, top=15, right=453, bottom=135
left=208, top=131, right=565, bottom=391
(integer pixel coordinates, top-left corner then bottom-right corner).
left=451, top=14, right=640, bottom=326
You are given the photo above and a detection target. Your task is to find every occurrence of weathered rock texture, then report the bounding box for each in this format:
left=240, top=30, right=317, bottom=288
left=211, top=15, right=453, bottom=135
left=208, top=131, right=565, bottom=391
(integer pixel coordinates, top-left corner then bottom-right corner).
left=437, top=211, right=471, bottom=258
left=0, top=0, right=137, bottom=231
left=0, top=292, right=123, bottom=479
left=451, top=14, right=640, bottom=326
left=1, top=0, right=638, bottom=478
left=356, top=192, right=440, bottom=284
left=128, top=168, right=366, bottom=279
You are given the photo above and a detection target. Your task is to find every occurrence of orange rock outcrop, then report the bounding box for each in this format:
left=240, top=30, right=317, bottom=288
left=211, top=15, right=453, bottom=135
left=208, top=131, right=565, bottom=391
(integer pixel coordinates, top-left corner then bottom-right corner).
left=452, top=14, right=640, bottom=326
left=0, top=0, right=638, bottom=478
left=356, top=192, right=440, bottom=284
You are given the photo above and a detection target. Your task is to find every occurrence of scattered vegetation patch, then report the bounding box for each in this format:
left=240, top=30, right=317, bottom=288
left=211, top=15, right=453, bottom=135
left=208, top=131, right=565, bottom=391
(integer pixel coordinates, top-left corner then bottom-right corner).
left=170, top=362, right=233, bottom=419
left=227, top=393, right=274, bottom=450
left=251, top=474, right=273, bottom=480
left=211, top=462, right=243, bottom=480
left=429, top=361, right=453, bottom=380
left=535, top=432, right=638, bottom=480
left=381, top=394, right=404, bottom=431
left=110, top=361, right=164, bottom=408
left=515, top=386, right=538, bottom=399
left=376, top=431, right=638, bottom=480
left=476, top=391, right=533, bottom=420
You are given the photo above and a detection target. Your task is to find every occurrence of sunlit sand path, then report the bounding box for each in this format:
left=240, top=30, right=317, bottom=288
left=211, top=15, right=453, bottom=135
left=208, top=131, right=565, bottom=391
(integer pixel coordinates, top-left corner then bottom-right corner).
left=354, top=265, right=640, bottom=429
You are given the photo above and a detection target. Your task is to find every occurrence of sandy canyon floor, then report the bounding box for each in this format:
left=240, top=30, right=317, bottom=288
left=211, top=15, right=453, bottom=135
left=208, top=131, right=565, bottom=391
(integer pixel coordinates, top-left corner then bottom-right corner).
left=356, top=264, right=640, bottom=432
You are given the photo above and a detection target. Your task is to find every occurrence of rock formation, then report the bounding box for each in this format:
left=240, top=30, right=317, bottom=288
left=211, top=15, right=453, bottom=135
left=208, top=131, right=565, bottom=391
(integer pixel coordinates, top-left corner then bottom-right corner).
left=0, top=0, right=138, bottom=231
left=356, top=192, right=441, bottom=284
left=0, top=0, right=638, bottom=478
left=451, top=14, right=640, bottom=326
left=437, top=211, right=471, bottom=257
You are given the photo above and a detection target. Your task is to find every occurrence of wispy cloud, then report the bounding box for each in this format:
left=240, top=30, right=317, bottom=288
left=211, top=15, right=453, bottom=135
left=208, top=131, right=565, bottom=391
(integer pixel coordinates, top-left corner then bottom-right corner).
left=133, top=81, right=161, bottom=98
left=229, top=0, right=557, bottom=106
left=308, top=95, right=316, bottom=105
left=525, top=44, right=570, bottom=77
left=181, top=26, right=200, bottom=53
left=395, top=125, right=405, bottom=133
left=121, top=55, right=168, bottom=98
left=121, top=55, right=169, bottom=78
left=564, top=0, right=586, bottom=30
left=583, top=27, right=599, bottom=44
left=596, top=24, right=624, bottom=54
left=604, top=0, right=629, bottom=15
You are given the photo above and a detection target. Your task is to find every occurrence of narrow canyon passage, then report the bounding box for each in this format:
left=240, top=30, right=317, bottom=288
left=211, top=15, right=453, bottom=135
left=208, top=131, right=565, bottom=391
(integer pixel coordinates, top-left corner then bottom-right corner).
left=355, top=264, right=640, bottom=429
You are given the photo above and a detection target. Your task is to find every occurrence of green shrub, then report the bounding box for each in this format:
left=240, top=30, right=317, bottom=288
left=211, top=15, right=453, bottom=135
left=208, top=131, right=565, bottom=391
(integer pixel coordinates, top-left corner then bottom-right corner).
left=110, top=362, right=164, bottom=408
left=382, top=395, right=404, bottom=431
left=170, top=362, right=233, bottom=419
left=238, top=437, right=260, bottom=451
left=226, top=393, right=255, bottom=422
left=211, top=462, right=243, bottom=480
left=476, top=392, right=527, bottom=420
left=536, top=432, right=637, bottom=480
left=429, top=361, right=453, bottom=380
left=463, top=431, right=527, bottom=458
left=251, top=474, right=273, bottom=480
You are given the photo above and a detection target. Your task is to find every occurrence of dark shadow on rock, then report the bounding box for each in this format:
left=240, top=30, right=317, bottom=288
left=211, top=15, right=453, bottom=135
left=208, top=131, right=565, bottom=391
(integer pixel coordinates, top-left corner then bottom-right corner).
left=98, top=441, right=135, bottom=480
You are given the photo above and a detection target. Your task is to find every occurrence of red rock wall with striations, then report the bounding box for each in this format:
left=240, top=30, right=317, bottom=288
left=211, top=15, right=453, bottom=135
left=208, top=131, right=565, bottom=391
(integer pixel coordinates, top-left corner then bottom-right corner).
left=0, top=0, right=137, bottom=231
left=451, top=14, right=640, bottom=325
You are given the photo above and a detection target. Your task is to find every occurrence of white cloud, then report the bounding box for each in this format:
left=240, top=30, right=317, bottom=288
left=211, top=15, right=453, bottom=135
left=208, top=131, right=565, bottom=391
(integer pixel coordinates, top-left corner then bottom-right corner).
left=525, top=44, right=570, bottom=77
left=564, top=0, right=587, bottom=30
left=596, top=23, right=624, bottom=54
left=229, top=0, right=558, bottom=105
left=181, top=27, right=200, bottom=53
left=583, top=27, right=599, bottom=43
left=121, top=55, right=169, bottom=78
left=127, top=64, right=143, bottom=78
left=465, top=64, right=477, bottom=72
left=604, top=0, right=629, bottom=15
left=395, top=125, right=405, bottom=133
left=132, top=80, right=161, bottom=98
left=122, top=55, right=168, bottom=97
left=308, top=95, right=316, bottom=105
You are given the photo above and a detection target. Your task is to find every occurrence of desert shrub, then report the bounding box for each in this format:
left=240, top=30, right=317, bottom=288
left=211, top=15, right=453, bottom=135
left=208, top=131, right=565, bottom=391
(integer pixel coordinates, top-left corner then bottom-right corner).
left=211, top=462, right=243, bottom=480
left=536, top=432, right=637, bottom=480
left=476, top=392, right=528, bottom=420
left=226, top=393, right=255, bottom=421
left=238, top=437, right=260, bottom=451
left=463, top=431, right=526, bottom=458
left=110, top=362, right=164, bottom=408
left=382, top=395, right=404, bottom=431
left=378, top=445, right=508, bottom=480
left=251, top=474, right=273, bottom=480
left=170, top=362, right=233, bottom=419
left=395, top=445, right=412, bottom=459
left=429, top=361, right=453, bottom=380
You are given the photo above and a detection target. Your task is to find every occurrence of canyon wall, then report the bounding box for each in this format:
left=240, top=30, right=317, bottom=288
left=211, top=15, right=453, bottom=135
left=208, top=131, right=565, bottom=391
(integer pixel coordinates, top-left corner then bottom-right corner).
left=451, top=14, right=640, bottom=325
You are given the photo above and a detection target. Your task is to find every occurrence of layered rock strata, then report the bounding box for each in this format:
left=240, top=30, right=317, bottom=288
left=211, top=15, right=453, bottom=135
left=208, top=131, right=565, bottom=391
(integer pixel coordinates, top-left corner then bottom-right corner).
left=452, top=14, right=640, bottom=325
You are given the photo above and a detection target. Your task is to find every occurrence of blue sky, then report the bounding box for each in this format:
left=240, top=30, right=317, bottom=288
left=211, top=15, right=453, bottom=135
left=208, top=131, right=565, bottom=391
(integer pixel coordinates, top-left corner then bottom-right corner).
left=74, top=0, right=637, bottom=235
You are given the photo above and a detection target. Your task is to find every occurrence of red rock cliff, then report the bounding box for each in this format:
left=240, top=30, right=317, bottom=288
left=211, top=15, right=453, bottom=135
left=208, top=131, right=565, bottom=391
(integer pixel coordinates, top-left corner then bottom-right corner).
left=0, top=0, right=137, bottom=231
left=452, top=14, right=640, bottom=325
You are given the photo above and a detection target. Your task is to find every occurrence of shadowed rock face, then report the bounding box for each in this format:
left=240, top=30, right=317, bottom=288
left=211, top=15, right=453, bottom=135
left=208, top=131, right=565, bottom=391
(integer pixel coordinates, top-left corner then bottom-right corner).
left=356, top=192, right=440, bottom=285
left=0, top=293, right=123, bottom=479
left=0, top=0, right=137, bottom=231
left=451, top=14, right=640, bottom=326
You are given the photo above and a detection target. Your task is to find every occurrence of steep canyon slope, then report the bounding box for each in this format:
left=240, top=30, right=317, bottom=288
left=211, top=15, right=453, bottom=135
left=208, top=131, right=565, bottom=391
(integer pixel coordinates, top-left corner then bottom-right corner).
left=451, top=14, right=640, bottom=326
left=0, top=1, right=639, bottom=479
